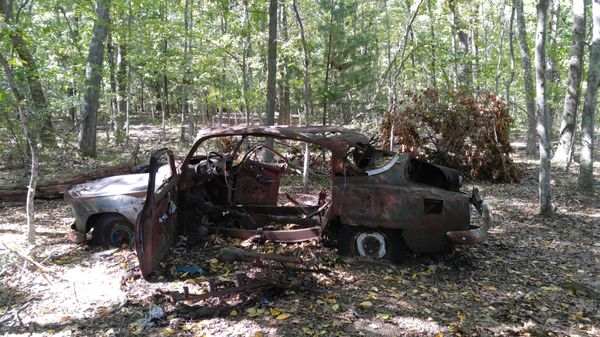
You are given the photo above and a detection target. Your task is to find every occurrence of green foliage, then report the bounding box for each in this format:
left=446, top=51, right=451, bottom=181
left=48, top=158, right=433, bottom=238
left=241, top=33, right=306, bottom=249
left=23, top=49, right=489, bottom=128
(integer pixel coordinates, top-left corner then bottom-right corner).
left=0, top=0, right=592, bottom=166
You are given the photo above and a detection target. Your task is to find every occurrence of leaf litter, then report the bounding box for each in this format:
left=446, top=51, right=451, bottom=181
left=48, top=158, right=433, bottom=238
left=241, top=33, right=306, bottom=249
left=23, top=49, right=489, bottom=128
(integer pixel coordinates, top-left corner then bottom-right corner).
left=0, top=150, right=599, bottom=336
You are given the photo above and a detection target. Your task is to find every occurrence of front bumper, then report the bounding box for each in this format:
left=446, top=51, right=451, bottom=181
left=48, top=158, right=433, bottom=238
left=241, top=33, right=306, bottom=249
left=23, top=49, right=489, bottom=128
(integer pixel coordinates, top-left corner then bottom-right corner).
left=446, top=189, right=492, bottom=245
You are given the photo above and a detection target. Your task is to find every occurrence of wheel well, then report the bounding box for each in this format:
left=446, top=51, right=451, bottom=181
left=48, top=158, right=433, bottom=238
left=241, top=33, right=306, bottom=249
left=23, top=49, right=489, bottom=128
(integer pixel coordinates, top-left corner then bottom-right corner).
left=337, top=224, right=407, bottom=262
left=322, top=217, right=342, bottom=240
left=86, top=212, right=129, bottom=232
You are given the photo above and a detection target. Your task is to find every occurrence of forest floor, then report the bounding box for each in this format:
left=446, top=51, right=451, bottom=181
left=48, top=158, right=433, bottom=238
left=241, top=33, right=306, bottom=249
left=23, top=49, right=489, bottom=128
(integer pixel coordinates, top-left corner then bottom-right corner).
left=0, top=123, right=599, bottom=337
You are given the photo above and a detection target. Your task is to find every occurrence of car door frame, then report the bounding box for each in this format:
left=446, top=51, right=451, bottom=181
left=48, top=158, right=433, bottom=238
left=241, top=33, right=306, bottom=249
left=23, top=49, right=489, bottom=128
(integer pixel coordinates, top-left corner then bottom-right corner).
left=135, top=148, right=178, bottom=279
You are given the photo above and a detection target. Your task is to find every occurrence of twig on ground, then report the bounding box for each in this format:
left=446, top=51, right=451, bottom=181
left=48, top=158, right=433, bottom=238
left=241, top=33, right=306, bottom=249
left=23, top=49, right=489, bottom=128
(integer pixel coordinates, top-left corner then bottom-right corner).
left=40, top=241, right=87, bottom=264
left=0, top=301, right=32, bottom=328
left=2, top=243, right=51, bottom=273
left=2, top=243, right=57, bottom=285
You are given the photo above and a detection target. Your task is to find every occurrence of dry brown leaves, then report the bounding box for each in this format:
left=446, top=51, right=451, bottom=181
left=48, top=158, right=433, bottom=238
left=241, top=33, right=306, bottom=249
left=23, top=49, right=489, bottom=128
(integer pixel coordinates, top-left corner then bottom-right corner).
left=381, top=89, right=523, bottom=183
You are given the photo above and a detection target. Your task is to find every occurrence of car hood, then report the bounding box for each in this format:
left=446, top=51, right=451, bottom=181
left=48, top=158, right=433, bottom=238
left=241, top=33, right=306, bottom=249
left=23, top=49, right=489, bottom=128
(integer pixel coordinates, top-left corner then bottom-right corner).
left=67, top=173, right=149, bottom=199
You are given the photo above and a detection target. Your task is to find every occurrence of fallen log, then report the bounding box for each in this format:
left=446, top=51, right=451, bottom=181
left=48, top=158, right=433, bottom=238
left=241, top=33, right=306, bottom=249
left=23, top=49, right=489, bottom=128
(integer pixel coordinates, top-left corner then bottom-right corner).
left=217, top=247, right=301, bottom=264
left=0, top=146, right=139, bottom=202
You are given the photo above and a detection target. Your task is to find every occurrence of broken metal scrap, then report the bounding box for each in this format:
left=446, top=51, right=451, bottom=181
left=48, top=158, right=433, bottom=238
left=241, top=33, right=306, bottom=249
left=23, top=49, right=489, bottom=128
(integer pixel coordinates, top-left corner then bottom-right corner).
left=161, top=273, right=281, bottom=304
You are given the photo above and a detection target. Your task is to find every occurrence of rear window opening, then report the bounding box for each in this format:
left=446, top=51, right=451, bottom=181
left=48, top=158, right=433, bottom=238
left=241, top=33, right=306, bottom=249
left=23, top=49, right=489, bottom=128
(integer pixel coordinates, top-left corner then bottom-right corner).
left=407, top=158, right=463, bottom=191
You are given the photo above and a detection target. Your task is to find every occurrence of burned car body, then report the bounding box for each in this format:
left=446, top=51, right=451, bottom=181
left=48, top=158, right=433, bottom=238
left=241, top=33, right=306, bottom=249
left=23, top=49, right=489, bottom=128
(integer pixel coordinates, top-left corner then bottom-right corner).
left=136, top=126, right=492, bottom=278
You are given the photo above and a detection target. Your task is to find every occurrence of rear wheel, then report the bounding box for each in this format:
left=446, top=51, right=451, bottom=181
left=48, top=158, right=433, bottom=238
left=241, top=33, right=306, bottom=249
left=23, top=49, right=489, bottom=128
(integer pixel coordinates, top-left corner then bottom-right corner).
left=89, top=214, right=135, bottom=248
left=337, top=225, right=404, bottom=263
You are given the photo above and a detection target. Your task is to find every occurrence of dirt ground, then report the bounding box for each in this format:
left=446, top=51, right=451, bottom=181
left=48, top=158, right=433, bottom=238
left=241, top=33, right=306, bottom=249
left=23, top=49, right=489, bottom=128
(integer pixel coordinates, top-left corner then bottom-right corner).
left=0, top=130, right=599, bottom=336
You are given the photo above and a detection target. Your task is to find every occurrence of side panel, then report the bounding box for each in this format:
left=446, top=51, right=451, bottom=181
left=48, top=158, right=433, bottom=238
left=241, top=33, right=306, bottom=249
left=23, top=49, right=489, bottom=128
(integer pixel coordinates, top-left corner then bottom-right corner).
left=330, top=165, right=470, bottom=253
left=136, top=149, right=178, bottom=279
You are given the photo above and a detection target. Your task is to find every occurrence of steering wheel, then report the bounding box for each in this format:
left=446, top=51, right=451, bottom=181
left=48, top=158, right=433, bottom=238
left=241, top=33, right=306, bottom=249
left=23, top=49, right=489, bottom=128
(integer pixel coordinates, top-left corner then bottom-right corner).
left=194, top=151, right=225, bottom=176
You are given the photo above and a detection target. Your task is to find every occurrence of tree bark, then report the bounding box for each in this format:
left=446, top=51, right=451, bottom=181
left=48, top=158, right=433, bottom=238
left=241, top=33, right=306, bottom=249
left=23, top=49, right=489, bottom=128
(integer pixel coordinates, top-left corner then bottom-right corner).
left=514, top=0, right=538, bottom=156
left=546, top=0, right=560, bottom=131
left=116, top=42, right=128, bottom=145
left=448, top=0, right=472, bottom=90
left=278, top=0, right=291, bottom=125
left=264, top=0, right=278, bottom=162
left=554, top=0, right=586, bottom=166
left=266, top=0, right=278, bottom=126
left=535, top=0, right=552, bottom=215
left=505, top=6, right=516, bottom=110
left=292, top=0, right=312, bottom=189
left=427, top=0, right=436, bottom=88
left=494, top=1, right=508, bottom=94
left=323, top=0, right=334, bottom=125
left=159, top=0, right=170, bottom=132
left=0, top=52, right=39, bottom=244
left=125, top=0, right=132, bottom=140
left=107, top=28, right=117, bottom=142
left=578, top=0, right=600, bottom=190
left=79, top=0, right=112, bottom=158
left=182, top=0, right=193, bottom=141
left=241, top=0, right=251, bottom=124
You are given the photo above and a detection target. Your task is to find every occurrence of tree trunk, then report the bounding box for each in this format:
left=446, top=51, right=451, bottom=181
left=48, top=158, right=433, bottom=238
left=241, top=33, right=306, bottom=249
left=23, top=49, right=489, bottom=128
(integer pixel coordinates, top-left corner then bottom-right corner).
left=79, top=0, right=111, bottom=158
left=266, top=0, right=278, bottom=126
left=535, top=0, right=552, bottom=215
left=0, top=0, right=54, bottom=146
left=160, top=0, right=170, bottom=129
left=427, top=0, right=436, bottom=88
left=160, top=73, right=168, bottom=133
left=505, top=7, right=516, bottom=114
left=384, top=0, right=393, bottom=106
left=554, top=0, right=586, bottom=165
left=107, top=29, right=117, bottom=143
left=241, top=0, right=251, bottom=125
left=495, top=1, right=508, bottom=93
left=181, top=0, right=191, bottom=142
left=323, top=0, right=334, bottom=126
left=470, top=3, right=480, bottom=90
left=578, top=0, right=600, bottom=190
left=292, top=0, right=312, bottom=189
left=546, top=0, right=560, bottom=130
left=264, top=0, right=278, bottom=162
left=449, top=0, right=472, bottom=90
left=0, top=52, right=39, bottom=244
left=116, top=42, right=128, bottom=145
left=514, top=0, right=538, bottom=156
left=125, top=0, right=132, bottom=141
left=278, top=1, right=291, bottom=125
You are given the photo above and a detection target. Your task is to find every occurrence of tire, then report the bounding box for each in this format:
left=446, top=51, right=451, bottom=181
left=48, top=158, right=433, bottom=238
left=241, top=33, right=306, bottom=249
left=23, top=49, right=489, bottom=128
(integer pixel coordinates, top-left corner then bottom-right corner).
left=89, top=214, right=135, bottom=248
left=337, top=225, right=405, bottom=263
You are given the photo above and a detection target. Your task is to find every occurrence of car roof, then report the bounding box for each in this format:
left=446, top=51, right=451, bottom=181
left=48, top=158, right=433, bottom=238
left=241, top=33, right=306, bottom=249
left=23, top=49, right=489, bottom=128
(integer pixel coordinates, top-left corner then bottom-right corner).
left=184, top=125, right=371, bottom=166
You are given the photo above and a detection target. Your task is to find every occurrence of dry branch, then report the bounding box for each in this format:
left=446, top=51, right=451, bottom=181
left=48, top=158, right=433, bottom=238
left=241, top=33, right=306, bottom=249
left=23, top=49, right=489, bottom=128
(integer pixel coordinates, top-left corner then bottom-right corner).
left=381, top=89, right=522, bottom=183
left=217, top=247, right=301, bottom=264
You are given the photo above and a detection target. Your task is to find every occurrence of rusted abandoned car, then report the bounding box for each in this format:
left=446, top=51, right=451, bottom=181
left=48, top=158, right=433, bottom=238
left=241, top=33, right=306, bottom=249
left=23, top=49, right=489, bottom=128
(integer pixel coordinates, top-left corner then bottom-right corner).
left=135, top=125, right=492, bottom=278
